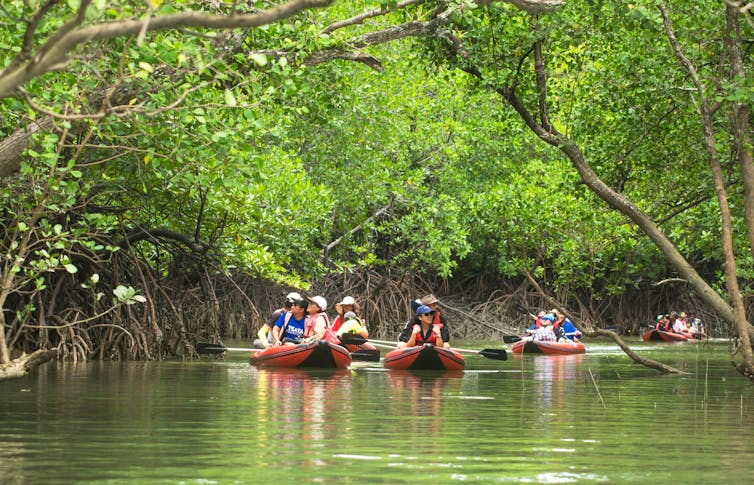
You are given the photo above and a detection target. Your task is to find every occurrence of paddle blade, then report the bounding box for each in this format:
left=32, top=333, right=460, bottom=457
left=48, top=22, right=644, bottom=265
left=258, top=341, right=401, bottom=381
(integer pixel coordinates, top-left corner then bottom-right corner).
left=503, top=335, right=522, bottom=343
left=339, top=334, right=367, bottom=345
left=513, top=304, right=529, bottom=314
left=479, top=349, right=508, bottom=361
left=196, top=343, right=227, bottom=355
left=514, top=304, right=536, bottom=319
left=350, top=349, right=381, bottom=362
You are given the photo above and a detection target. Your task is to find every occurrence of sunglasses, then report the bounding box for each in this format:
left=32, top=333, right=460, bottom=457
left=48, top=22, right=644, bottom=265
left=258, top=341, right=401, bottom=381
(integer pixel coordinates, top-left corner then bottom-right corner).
left=419, top=312, right=432, bottom=317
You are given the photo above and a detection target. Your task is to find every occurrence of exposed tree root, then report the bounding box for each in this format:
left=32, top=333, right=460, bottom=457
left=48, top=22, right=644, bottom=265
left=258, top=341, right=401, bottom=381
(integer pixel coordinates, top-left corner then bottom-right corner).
left=0, top=349, right=57, bottom=382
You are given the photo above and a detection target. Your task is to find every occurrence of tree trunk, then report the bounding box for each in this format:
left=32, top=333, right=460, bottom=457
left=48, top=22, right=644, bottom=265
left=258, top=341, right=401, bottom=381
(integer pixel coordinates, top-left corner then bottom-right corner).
left=0, top=349, right=57, bottom=382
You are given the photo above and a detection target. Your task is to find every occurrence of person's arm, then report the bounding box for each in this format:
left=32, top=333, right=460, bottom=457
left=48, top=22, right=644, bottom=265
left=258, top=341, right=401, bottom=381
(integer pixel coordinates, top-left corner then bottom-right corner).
left=440, top=325, right=450, bottom=348
left=406, top=325, right=420, bottom=347
left=433, top=324, right=444, bottom=348
left=271, top=313, right=286, bottom=346
left=257, top=325, right=271, bottom=348
left=271, top=325, right=282, bottom=346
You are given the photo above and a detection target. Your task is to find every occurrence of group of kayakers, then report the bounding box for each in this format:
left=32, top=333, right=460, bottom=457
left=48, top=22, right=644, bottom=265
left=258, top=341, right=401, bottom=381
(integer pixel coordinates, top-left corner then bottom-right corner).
left=653, top=311, right=706, bottom=338
left=524, top=309, right=583, bottom=343
left=253, top=293, right=368, bottom=348
left=253, top=291, right=452, bottom=350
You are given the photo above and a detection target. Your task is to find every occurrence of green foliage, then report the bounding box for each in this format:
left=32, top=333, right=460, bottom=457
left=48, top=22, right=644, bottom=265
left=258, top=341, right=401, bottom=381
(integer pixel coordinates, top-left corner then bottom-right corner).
left=1, top=0, right=751, bottom=313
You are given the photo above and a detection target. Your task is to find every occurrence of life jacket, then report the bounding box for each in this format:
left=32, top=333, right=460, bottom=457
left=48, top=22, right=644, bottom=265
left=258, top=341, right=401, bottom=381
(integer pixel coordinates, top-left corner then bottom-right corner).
left=336, top=318, right=367, bottom=337
left=415, top=324, right=442, bottom=345
left=331, top=315, right=344, bottom=333
left=432, top=311, right=442, bottom=327
left=305, top=312, right=340, bottom=344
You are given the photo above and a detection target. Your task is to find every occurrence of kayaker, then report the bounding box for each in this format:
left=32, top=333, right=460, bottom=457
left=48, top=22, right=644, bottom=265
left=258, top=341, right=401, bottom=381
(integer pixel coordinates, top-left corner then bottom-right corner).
left=402, top=305, right=447, bottom=348
left=336, top=311, right=369, bottom=339
left=524, top=310, right=547, bottom=335
left=528, top=314, right=557, bottom=342
left=305, top=295, right=339, bottom=344
left=396, top=299, right=423, bottom=348
left=271, top=298, right=308, bottom=345
left=670, top=311, right=689, bottom=335
left=687, top=311, right=705, bottom=337
left=332, top=295, right=360, bottom=332
left=552, top=309, right=582, bottom=341
left=254, top=291, right=301, bottom=348
left=420, top=293, right=452, bottom=348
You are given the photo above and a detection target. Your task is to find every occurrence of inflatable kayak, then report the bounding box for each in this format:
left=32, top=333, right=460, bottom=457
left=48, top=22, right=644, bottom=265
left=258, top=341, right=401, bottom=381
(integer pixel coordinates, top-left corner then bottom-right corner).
left=383, top=344, right=465, bottom=371
left=641, top=329, right=690, bottom=342
left=511, top=339, right=586, bottom=355
left=249, top=339, right=352, bottom=369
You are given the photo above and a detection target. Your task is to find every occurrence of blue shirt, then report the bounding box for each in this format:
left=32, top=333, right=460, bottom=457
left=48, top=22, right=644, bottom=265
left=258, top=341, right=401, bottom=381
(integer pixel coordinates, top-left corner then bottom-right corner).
left=273, top=312, right=306, bottom=342
left=561, top=319, right=581, bottom=340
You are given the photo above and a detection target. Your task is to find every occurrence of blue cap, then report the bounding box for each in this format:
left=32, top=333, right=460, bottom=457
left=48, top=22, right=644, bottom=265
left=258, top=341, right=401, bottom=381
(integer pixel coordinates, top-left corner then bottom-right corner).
left=416, top=305, right=432, bottom=315
left=541, top=314, right=555, bottom=322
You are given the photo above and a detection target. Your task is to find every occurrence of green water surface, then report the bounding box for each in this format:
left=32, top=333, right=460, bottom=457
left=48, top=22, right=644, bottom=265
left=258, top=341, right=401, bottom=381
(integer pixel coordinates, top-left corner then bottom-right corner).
left=2, top=339, right=753, bottom=484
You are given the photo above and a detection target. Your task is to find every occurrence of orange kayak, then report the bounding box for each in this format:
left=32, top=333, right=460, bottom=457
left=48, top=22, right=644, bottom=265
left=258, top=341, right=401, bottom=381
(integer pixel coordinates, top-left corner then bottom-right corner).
left=511, top=339, right=586, bottom=355
left=383, top=344, right=465, bottom=371
left=641, top=329, right=689, bottom=342
left=249, top=340, right=352, bottom=369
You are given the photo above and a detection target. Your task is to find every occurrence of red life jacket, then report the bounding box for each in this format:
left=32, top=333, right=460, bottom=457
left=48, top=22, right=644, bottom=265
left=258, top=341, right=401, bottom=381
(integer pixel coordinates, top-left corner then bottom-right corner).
left=432, top=311, right=442, bottom=326
left=415, top=324, right=442, bottom=345
left=305, top=312, right=340, bottom=345
left=331, top=314, right=344, bottom=333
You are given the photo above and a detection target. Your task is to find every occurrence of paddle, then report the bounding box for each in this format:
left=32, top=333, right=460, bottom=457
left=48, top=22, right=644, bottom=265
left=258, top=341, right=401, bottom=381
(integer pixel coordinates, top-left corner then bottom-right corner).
left=505, top=304, right=540, bottom=343
left=349, top=349, right=381, bottom=362
left=341, top=335, right=507, bottom=361
left=513, top=303, right=537, bottom=319
left=196, top=343, right=264, bottom=355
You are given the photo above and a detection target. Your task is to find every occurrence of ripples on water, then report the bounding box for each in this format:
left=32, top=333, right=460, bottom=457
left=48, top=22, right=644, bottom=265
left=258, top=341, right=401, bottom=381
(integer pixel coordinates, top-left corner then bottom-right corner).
left=1, top=340, right=753, bottom=483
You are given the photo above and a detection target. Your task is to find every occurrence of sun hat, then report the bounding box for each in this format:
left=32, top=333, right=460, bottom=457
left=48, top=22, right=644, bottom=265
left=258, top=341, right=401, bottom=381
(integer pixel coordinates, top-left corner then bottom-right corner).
left=285, top=292, right=302, bottom=304
left=421, top=294, right=439, bottom=305
left=339, top=296, right=356, bottom=306
left=344, top=311, right=358, bottom=320
left=307, top=295, right=327, bottom=311
left=541, top=314, right=555, bottom=325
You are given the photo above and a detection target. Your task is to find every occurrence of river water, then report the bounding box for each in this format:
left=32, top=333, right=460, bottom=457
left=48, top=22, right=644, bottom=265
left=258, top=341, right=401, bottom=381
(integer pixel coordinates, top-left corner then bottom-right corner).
left=2, top=339, right=753, bottom=483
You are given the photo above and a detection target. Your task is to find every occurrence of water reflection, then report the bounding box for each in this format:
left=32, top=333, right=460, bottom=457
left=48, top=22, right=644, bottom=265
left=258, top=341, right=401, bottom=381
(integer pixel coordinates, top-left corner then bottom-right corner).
left=517, top=354, right=585, bottom=428
left=380, top=369, right=463, bottom=452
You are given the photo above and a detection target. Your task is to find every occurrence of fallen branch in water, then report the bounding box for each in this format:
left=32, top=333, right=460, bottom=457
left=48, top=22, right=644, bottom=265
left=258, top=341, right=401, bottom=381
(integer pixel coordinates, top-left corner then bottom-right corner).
left=0, top=349, right=57, bottom=382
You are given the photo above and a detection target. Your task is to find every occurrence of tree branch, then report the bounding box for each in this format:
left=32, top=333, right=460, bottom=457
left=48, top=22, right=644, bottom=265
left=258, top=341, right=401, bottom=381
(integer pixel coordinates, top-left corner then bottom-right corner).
left=0, top=0, right=334, bottom=99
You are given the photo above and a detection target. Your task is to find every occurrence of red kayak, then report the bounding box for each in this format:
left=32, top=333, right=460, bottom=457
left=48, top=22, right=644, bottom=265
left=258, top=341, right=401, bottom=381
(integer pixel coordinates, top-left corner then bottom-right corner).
left=383, top=344, right=465, bottom=371
left=641, top=329, right=689, bottom=342
left=249, top=340, right=352, bottom=369
left=511, top=339, right=586, bottom=355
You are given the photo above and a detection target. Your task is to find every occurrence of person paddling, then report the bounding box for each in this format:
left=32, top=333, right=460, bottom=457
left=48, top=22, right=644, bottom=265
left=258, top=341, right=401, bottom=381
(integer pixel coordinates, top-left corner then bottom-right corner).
left=403, top=305, right=447, bottom=348
left=552, top=309, right=582, bottom=341
left=528, top=314, right=557, bottom=342
left=332, top=295, right=360, bottom=333
left=271, top=298, right=308, bottom=346
left=421, top=293, right=452, bottom=348
left=336, top=311, right=369, bottom=339
left=254, top=291, right=301, bottom=348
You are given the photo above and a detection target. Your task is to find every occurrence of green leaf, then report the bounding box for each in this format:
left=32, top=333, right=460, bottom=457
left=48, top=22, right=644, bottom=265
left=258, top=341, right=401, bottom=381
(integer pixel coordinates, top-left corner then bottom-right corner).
left=250, top=53, right=268, bottom=67
left=224, top=89, right=237, bottom=107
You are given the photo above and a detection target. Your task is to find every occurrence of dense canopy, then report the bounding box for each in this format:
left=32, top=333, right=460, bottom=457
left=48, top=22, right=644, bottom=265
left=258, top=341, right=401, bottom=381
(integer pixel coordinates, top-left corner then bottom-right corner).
left=1, top=1, right=753, bottom=381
